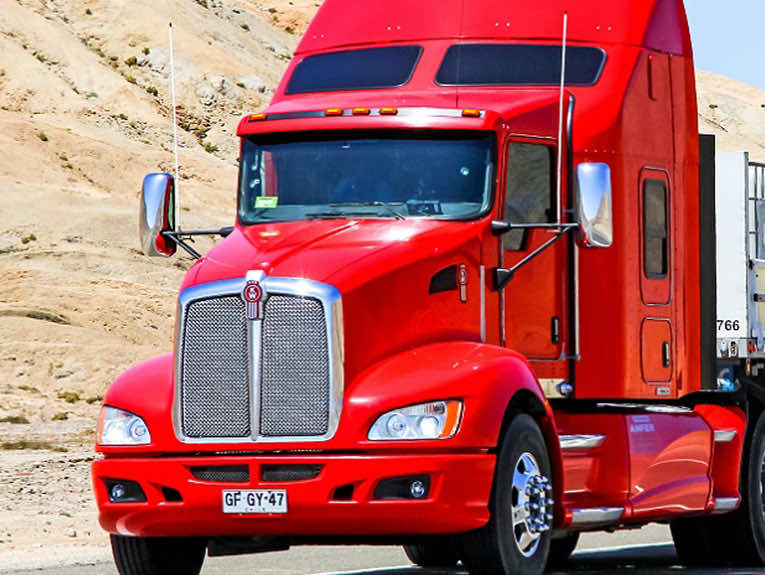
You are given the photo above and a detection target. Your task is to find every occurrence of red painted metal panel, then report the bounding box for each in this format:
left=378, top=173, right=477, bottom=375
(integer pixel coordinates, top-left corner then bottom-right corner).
left=93, top=453, right=494, bottom=537
left=555, top=412, right=630, bottom=510
left=694, top=405, right=747, bottom=507
left=295, top=0, right=686, bottom=56
left=641, top=319, right=672, bottom=384
left=627, top=412, right=711, bottom=519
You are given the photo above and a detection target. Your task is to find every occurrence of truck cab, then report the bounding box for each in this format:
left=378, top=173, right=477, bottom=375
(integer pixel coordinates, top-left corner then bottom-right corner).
left=93, top=2, right=765, bottom=574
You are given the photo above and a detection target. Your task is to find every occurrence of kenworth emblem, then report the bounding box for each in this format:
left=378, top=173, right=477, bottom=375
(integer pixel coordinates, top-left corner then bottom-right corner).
left=243, top=280, right=265, bottom=320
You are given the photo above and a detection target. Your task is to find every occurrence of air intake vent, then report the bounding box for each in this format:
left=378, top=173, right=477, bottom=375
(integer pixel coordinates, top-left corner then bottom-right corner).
left=261, top=464, right=322, bottom=482
left=190, top=465, right=250, bottom=483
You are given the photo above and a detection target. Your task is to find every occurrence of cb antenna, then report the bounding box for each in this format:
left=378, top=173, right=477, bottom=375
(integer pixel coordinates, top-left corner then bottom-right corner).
left=169, top=22, right=181, bottom=232
left=556, top=12, right=568, bottom=224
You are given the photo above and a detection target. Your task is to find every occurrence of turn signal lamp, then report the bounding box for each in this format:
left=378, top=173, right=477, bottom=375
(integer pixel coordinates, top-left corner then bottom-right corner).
left=248, top=113, right=267, bottom=122
left=352, top=107, right=371, bottom=116
left=325, top=108, right=343, bottom=116
left=462, top=109, right=481, bottom=118
left=379, top=107, right=399, bottom=115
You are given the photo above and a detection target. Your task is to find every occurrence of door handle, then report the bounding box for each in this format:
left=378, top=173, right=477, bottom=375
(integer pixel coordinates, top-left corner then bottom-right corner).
left=551, top=317, right=560, bottom=345
left=662, top=341, right=671, bottom=368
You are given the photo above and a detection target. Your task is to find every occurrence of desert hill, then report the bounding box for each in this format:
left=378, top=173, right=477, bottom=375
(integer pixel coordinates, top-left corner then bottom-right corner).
left=0, top=0, right=763, bottom=564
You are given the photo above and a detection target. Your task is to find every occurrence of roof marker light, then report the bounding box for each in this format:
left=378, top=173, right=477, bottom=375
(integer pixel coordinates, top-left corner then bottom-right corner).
left=352, top=107, right=371, bottom=116
left=248, top=113, right=267, bottom=122
left=380, top=107, right=398, bottom=116
left=462, top=109, right=481, bottom=118
left=325, top=108, right=344, bottom=116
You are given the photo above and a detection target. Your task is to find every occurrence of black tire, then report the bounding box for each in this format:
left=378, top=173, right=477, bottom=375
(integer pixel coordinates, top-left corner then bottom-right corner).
left=461, top=414, right=553, bottom=575
left=111, top=534, right=207, bottom=575
left=545, top=533, right=579, bottom=570
left=670, top=516, right=723, bottom=566
left=671, top=409, right=765, bottom=567
left=403, top=536, right=460, bottom=567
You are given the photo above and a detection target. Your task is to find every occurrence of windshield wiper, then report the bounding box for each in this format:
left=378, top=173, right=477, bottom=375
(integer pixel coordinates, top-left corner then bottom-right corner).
left=305, top=211, right=375, bottom=219
left=329, top=202, right=406, bottom=220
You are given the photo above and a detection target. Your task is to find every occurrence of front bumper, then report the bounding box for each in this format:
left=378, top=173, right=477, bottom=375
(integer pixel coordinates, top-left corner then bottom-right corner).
left=93, top=452, right=495, bottom=538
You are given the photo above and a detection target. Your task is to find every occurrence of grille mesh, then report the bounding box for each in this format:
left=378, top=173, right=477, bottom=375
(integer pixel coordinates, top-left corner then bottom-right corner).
left=190, top=465, right=250, bottom=482
left=181, top=296, right=250, bottom=438
left=260, top=295, right=330, bottom=436
left=261, top=464, right=323, bottom=482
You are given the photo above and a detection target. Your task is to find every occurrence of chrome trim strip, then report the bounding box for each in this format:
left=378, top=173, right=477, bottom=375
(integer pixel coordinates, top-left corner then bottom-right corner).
left=174, top=275, right=344, bottom=444
left=480, top=265, right=486, bottom=343
left=570, top=507, right=624, bottom=526
left=713, top=497, right=740, bottom=512
left=573, top=243, right=580, bottom=360
left=559, top=434, right=606, bottom=451
left=714, top=429, right=738, bottom=443
left=246, top=270, right=266, bottom=439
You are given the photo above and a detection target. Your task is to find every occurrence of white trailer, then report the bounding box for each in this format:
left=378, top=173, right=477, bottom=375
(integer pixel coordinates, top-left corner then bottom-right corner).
left=715, top=151, right=765, bottom=369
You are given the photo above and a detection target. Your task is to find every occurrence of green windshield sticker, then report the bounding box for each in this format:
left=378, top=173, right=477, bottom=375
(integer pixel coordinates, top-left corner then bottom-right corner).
left=255, top=196, right=279, bottom=209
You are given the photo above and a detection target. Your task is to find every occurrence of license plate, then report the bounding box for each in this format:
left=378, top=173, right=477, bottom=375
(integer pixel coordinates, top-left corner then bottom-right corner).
left=222, top=490, right=288, bottom=514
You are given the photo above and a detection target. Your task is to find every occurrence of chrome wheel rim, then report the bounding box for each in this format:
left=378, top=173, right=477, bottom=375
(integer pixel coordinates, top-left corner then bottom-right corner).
left=510, top=452, right=554, bottom=558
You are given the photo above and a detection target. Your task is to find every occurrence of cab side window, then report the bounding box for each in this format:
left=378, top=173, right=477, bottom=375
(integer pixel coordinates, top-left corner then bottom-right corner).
left=644, top=179, right=669, bottom=279
left=504, top=143, right=554, bottom=250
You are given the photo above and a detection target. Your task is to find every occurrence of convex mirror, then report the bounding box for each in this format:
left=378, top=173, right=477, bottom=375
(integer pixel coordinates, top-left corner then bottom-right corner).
left=139, top=173, right=177, bottom=257
left=575, top=163, right=613, bottom=248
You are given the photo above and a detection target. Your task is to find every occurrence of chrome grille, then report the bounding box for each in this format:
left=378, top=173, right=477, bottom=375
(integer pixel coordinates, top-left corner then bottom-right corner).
left=260, top=296, right=330, bottom=436
left=180, top=296, right=250, bottom=438
left=176, top=276, right=342, bottom=443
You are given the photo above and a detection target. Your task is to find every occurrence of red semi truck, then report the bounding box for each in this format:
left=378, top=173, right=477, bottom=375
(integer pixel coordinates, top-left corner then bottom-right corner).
left=92, top=1, right=765, bottom=574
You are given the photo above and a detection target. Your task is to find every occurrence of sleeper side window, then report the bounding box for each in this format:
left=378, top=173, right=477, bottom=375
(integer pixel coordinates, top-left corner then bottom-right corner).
left=644, top=179, right=669, bottom=279
left=504, top=143, right=554, bottom=251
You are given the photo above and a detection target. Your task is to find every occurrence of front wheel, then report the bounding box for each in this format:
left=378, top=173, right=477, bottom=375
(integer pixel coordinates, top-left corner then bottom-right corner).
left=546, top=532, right=579, bottom=569
left=403, top=536, right=460, bottom=567
left=111, top=535, right=207, bottom=575
left=461, top=414, right=554, bottom=575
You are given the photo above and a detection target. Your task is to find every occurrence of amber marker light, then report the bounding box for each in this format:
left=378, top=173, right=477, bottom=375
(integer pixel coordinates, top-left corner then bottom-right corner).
left=248, top=113, right=267, bottom=122
left=325, top=108, right=344, bottom=116
left=352, top=107, right=371, bottom=116
left=379, top=107, right=399, bottom=115
left=439, top=400, right=464, bottom=438
left=462, top=109, right=481, bottom=118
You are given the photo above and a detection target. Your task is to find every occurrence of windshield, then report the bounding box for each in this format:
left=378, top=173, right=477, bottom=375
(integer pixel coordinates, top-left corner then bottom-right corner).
left=238, top=131, right=495, bottom=224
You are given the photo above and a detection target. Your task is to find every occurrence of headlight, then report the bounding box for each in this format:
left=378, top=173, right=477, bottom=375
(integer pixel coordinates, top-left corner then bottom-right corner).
left=368, top=400, right=463, bottom=441
left=96, top=406, right=151, bottom=446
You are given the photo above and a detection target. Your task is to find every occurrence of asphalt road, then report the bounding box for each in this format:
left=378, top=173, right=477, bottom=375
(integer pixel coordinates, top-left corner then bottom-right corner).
left=6, top=525, right=765, bottom=574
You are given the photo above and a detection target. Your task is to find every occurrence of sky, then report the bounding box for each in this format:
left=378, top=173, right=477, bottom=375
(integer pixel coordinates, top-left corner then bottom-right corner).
left=685, top=0, right=765, bottom=91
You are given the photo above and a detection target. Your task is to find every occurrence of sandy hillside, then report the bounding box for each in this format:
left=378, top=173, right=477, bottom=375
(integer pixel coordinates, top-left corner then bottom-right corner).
left=0, top=0, right=304, bottom=564
left=697, top=69, right=765, bottom=162
left=0, top=0, right=763, bottom=567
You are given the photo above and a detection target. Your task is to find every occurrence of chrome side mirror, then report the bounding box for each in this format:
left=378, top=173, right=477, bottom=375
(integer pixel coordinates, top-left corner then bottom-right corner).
left=139, top=173, right=176, bottom=257
left=575, top=163, right=613, bottom=248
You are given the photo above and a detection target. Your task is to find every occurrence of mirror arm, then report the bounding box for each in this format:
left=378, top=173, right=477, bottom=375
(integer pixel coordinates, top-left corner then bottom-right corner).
left=493, top=227, right=575, bottom=291
left=161, top=231, right=202, bottom=259
left=491, top=220, right=578, bottom=236
left=161, top=226, right=235, bottom=260
left=172, top=227, right=235, bottom=238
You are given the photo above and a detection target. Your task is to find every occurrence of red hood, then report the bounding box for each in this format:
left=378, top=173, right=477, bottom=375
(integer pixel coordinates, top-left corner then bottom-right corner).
left=183, top=218, right=486, bottom=293
left=182, top=218, right=488, bottom=381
